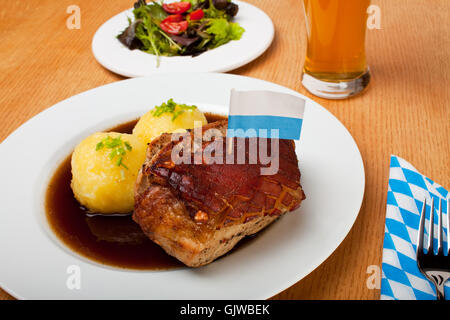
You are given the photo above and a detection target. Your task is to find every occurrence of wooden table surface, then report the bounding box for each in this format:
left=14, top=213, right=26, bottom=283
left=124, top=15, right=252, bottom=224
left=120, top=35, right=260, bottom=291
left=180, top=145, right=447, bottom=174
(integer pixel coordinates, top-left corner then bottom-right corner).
left=0, top=0, right=448, bottom=300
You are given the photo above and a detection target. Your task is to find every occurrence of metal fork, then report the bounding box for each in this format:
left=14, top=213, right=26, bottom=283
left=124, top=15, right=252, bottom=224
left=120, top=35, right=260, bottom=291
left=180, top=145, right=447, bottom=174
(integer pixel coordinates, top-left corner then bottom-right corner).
left=416, top=197, right=450, bottom=300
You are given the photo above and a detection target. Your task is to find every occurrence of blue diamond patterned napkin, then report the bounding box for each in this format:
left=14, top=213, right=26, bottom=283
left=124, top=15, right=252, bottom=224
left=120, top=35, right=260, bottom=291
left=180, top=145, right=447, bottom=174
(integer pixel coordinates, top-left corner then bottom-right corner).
left=381, top=155, right=449, bottom=300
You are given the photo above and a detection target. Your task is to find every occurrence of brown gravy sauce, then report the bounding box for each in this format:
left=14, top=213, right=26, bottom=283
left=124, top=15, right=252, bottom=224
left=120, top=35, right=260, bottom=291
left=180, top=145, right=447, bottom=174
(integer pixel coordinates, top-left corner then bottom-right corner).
left=45, top=113, right=243, bottom=270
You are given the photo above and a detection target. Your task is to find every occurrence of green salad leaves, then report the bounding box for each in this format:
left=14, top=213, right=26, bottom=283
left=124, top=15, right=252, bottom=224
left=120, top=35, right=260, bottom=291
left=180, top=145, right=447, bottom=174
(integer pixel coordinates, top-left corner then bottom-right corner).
left=206, top=18, right=244, bottom=47
left=118, top=0, right=245, bottom=65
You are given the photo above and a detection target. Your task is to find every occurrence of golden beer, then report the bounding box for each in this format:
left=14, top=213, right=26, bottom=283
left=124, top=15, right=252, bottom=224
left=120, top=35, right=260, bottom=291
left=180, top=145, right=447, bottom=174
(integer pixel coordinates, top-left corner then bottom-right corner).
left=302, top=0, right=371, bottom=99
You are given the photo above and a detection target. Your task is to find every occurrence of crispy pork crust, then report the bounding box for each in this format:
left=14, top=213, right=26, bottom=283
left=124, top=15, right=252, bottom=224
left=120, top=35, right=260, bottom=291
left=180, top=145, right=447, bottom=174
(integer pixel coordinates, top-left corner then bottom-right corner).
left=133, top=120, right=305, bottom=267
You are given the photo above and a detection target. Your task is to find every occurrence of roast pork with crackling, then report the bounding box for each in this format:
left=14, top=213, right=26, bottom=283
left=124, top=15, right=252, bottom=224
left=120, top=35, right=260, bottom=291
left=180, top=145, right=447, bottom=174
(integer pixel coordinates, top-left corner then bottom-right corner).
left=133, top=120, right=305, bottom=267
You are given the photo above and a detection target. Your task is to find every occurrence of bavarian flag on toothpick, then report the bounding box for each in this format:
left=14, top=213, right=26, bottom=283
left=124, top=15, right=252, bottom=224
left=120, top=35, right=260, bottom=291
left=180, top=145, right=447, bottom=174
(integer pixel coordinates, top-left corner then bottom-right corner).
left=227, top=89, right=305, bottom=140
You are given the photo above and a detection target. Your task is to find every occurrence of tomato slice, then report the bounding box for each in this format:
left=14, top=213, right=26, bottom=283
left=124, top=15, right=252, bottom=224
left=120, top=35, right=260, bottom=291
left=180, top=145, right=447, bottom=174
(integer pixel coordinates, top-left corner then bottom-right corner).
left=162, top=14, right=183, bottom=23
left=189, top=9, right=204, bottom=20
left=160, top=20, right=188, bottom=35
left=162, top=2, right=191, bottom=14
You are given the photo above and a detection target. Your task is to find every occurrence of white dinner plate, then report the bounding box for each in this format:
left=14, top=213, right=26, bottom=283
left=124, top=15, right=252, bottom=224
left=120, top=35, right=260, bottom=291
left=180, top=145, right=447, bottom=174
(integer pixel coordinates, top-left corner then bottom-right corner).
left=92, top=1, right=274, bottom=77
left=0, top=73, right=364, bottom=299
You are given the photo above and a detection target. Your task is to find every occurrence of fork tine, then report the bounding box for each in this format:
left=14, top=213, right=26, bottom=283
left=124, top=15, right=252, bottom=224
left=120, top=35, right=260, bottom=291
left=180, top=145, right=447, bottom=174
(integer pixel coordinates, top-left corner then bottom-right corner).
left=427, top=197, right=435, bottom=253
left=437, top=198, right=443, bottom=255
left=417, top=198, right=426, bottom=255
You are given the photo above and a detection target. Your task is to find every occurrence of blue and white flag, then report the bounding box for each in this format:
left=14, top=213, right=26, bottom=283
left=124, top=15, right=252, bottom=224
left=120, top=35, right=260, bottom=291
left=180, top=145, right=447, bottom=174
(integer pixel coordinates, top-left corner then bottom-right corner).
left=227, top=90, right=305, bottom=140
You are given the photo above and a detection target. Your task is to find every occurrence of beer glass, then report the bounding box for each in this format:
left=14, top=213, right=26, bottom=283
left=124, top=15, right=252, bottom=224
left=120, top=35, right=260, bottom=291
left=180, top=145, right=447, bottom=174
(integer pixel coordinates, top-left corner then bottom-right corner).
left=301, top=0, right=371, bottom=99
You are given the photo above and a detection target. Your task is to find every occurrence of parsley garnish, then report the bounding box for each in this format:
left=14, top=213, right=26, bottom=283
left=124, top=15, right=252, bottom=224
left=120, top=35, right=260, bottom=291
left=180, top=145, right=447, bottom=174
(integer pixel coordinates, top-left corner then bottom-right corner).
left=151, top=99, right=198, bottom=121
left=96, top=135, right=132, bottom=169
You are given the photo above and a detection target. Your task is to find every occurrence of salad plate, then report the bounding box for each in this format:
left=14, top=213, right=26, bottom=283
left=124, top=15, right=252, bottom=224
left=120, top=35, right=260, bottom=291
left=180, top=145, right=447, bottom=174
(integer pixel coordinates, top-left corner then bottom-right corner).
left=0, top=73, right=364, bottom=299
left=92, top=1, right=275, bottom=77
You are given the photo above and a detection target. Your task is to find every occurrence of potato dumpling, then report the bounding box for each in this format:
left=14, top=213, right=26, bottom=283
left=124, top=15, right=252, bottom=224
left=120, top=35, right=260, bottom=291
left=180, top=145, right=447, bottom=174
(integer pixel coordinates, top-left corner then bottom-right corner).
left=71, top=132, right=146, bottom=214
left=133, top=99, right=207, bottom=145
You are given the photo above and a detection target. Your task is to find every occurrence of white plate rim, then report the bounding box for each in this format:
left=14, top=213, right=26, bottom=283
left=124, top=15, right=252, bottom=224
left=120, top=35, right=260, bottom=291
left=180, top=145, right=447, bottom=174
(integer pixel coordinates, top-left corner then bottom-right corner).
left=0, top=73, right=365, bottom=300
left=92, top=1, right=275, bottom=77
